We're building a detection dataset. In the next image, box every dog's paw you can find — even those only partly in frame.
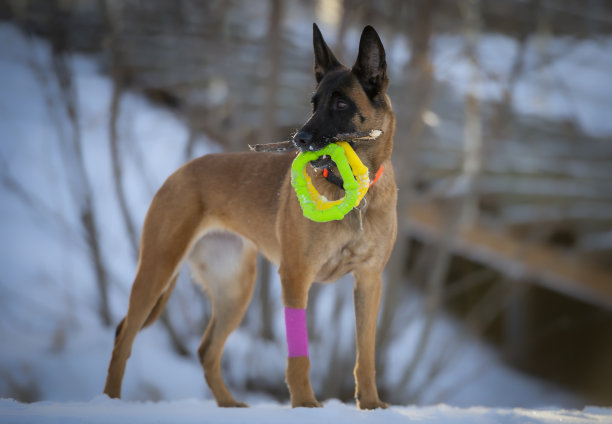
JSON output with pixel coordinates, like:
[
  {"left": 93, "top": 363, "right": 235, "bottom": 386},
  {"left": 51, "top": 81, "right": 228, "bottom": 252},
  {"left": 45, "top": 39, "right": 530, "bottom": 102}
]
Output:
[
  {"left": 292, "top": 399, "right": 323, "bottom": 408},
  {"left": 218, "top": 399, "right": 249, "bottom": 408},
  {"left": 357, "top": 398, "right": 388, "bottom": 410}
]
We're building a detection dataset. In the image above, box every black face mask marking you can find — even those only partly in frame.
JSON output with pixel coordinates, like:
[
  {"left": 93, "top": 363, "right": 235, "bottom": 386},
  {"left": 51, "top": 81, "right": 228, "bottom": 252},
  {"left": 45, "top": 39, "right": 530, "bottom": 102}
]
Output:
[{"left": 295, "top": 72, "right": 359, "bottom": 152}]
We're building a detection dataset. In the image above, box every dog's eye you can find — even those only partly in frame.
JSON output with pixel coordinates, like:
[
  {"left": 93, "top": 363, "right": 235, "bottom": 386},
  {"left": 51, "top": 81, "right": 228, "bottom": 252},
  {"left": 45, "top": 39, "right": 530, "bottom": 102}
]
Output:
[{"left": 334, "top": 99, "right": 348, "bottom": 111}]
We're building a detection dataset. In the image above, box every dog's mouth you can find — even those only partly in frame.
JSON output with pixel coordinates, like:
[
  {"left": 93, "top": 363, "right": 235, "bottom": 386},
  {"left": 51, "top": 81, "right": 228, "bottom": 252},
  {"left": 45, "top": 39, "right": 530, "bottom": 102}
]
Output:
[
  {"left": 309, "top": 154, "right": 334, "bottom": 169},
  {"left": 293, "top": 138, "right": 331, "bottom": 154},
  {"left": 307, "top": 140, "right": 359, "bottom": 169}
]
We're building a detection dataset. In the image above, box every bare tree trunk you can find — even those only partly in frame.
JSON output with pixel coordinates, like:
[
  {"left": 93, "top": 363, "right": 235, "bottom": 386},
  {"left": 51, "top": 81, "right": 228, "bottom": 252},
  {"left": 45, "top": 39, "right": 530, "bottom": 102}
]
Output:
[
  {"left": 490, "top": 1, "right": 536, "bottom": 139},
  {"left": 376, "top": 0, "right": 438, "bottom": 381},
  {"left": 50, "top": 49, "right": 112, "bottom": 327},
  {"left": 256, "top": 0, "right": 284, "bottom": 341},
  {"left": 409, "top": 0, "right": 439, "bottom": 70},
  {"left": 396, "top": 0, "right": 484, "bottom": 394},
  {"left": 109, "top": 79, "right": 141, "bottom": 256},
  {"left": 101, "top": 0, "right": 191, "bottom": 356},
  {"left": 184, "top": 128, "right": 198, "bottom": 161},
  {"left": 102, "top": 1, "right": 138, "bottom": 255},
  {"left": 398, "top": 203, "right": 462, "bottom": 394},
  {"left": 459, "top": 0, "right": 483, "bottom": 229}
]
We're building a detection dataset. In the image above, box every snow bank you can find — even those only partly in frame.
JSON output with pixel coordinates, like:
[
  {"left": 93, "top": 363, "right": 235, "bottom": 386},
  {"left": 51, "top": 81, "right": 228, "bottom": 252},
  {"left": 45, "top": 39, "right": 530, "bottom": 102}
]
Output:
[{"left": 0, "top": 397, "right": 610, "bottom": 424}]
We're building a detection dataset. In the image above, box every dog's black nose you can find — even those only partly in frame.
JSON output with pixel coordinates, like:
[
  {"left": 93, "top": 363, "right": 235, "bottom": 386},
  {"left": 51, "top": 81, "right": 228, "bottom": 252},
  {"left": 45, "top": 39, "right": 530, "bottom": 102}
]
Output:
[{"left": 293, "top": 130, "right": 312, "bottom": 149}]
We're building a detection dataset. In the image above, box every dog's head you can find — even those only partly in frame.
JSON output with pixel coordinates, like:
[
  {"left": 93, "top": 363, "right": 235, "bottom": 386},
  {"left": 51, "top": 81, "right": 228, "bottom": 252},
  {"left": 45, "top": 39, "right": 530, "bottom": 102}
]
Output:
[{"left": 294, "top": 24, "right": 394, "bottom": 169}]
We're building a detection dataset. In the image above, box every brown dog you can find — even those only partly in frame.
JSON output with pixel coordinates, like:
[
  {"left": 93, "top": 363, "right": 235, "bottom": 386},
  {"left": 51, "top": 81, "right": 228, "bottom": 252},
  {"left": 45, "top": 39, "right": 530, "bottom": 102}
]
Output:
[{"left": 104, "top": 23, "right": 396, "bottom": 410}]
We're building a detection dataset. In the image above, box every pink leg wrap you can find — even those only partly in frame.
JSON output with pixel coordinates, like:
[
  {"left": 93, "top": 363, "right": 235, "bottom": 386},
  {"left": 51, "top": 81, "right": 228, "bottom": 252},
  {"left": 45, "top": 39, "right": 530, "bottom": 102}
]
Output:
[{"left": 284, "top": 307, "right": 309, "bottom": 358}]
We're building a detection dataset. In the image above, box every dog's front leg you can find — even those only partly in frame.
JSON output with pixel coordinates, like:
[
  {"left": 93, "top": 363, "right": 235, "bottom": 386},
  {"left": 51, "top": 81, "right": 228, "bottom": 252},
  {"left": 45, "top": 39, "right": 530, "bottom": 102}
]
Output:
[
  {"left": 353, "top": 268, "right": 388, "bottom": 409},
  {"left": 280, "top": 267, "right": 321, "bottom": 408}
]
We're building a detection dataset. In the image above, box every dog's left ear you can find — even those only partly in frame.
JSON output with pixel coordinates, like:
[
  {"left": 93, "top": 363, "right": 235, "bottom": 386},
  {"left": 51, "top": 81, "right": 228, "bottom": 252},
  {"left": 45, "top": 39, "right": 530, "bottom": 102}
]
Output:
[
  {"left": 352, "top": 26, "right": 388, "bottom": 98},
  {"left": 313, "top": 23, "right": 342, "bottom": 83}
]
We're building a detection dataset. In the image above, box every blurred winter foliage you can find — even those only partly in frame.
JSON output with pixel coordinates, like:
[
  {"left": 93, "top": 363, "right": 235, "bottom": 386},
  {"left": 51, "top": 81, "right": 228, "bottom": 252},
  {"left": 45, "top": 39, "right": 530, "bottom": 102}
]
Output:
[{"left": 1, "top": 0, "right": 611, "bottom": 408}]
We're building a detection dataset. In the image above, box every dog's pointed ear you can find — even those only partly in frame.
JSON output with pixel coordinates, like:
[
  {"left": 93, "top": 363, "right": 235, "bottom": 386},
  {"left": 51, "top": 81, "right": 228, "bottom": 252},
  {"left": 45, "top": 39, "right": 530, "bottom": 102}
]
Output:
[
  {"left": 352, "top": 25, "right": 388, "bottom": 98},
  {"left": 313, "top": 23, "right": 342, "bottom": 83}
]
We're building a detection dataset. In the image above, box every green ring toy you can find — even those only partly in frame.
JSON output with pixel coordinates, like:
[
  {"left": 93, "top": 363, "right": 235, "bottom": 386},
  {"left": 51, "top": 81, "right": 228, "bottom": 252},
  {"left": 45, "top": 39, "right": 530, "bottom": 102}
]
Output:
[{"left": 291, "top": 141, "right": 370, "bottom": 222}]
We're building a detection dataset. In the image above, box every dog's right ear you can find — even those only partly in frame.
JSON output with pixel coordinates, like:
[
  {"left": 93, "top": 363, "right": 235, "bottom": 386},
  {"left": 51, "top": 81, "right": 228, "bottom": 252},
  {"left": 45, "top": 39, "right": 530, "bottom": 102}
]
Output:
[
  {"left": 313, "top": 23, "right": 342, "bottom": 83},
  {"left": 352, "top": 25, "right": 388, "bottom": 98}
]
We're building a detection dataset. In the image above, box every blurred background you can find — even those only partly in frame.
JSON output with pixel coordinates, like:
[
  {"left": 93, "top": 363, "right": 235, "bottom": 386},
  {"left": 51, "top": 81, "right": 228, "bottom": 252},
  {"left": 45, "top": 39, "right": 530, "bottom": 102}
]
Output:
[{"left": 1, "top": 0, "right": 611, "bottom": 408}]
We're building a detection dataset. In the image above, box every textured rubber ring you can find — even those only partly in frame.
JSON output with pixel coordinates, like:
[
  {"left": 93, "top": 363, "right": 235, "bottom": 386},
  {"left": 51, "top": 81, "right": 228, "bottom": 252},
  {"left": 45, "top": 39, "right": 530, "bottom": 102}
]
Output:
[{"left": 290, "top": 142, "right": 369, "bottom": 222}]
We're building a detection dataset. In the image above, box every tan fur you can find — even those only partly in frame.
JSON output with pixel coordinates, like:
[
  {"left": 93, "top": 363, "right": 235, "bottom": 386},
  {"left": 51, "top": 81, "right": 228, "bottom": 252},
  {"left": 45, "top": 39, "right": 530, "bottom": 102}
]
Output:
[
  {"left": 104, "top": 29, "right": 397, "bottom": 410},
  {"left": 103, "top": 134, "right": 397, "bottom": 407}
]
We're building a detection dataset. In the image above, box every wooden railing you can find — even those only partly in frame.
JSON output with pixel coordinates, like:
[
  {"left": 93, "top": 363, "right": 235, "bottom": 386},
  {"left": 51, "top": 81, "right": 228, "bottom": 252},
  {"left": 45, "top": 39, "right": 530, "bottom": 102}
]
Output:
[{"left": 406, "top": 203, "right": 612, "bottom": 310}]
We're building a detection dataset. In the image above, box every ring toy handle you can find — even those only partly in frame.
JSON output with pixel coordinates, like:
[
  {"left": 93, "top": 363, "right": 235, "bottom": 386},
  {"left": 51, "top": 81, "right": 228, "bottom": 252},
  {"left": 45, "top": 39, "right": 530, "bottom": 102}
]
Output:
[{"left": 291, "top": 141, "right": 370, "bottom": 222}]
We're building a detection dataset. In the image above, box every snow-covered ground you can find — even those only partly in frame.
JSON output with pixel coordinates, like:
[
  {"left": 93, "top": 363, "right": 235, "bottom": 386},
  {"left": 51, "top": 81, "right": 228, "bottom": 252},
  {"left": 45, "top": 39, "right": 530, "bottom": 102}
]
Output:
[
  {"left": 1, "top": 398, "right": 611, "bottom": 424},
  {"left": 1, "top": 21, "right": 611, "bottom": 423}
]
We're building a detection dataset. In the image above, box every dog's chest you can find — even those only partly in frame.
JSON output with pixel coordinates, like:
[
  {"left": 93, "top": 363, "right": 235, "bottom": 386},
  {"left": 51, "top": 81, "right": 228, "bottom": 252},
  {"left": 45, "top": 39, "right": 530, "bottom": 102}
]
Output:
[{"left": 314, "top": 231, "right": 375, "bottom": 282}]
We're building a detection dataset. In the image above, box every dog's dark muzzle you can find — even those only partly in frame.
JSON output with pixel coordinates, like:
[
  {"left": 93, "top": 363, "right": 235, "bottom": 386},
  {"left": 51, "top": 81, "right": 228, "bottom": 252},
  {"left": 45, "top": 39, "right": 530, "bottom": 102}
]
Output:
[
  {"left": 293, "top": 130, "right": 335, "bottom": 168},
  {"left": 294, "top": 130, "right": 331, "bottom": 153},
  {"left": 293, "top": 130, "right": 313, "bottom": 150},
  {"left": 294, "top": 129, "right": 332, "bottom": 149}
]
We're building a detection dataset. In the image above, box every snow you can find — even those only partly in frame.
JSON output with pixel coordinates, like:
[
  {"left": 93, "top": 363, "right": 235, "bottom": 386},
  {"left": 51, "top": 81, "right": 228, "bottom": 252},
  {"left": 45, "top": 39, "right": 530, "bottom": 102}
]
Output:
[
  {"left": 0, "top": 22, "right": 212, "bottom": 403},
  {"left": 430, "top": 34, "right": 612, "bottom": 137},
  {"left": 0, "top": 21, "right": 611, "bottom": 424},
  {"left": 0, "top": 398, "right": 610, "bottom": 424}
]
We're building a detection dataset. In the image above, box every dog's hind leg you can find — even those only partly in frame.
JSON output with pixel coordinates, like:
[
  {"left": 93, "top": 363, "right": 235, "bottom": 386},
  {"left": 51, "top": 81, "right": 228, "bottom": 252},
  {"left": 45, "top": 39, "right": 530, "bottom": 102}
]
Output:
[
  {"left": 104, "top": 174, "right": 204, "bottom": 399},
  {"left": 104, "top": 263, "right": 181, "bottom": 399},
  {"left": 189, "top": 232, "right": 258, "bottom": 407},
  {"left": 141, "top": 274, "right": 179, "bottom": 329},
  {"left": 105, "top": 271, "right": 177, "bottom": 387}
]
